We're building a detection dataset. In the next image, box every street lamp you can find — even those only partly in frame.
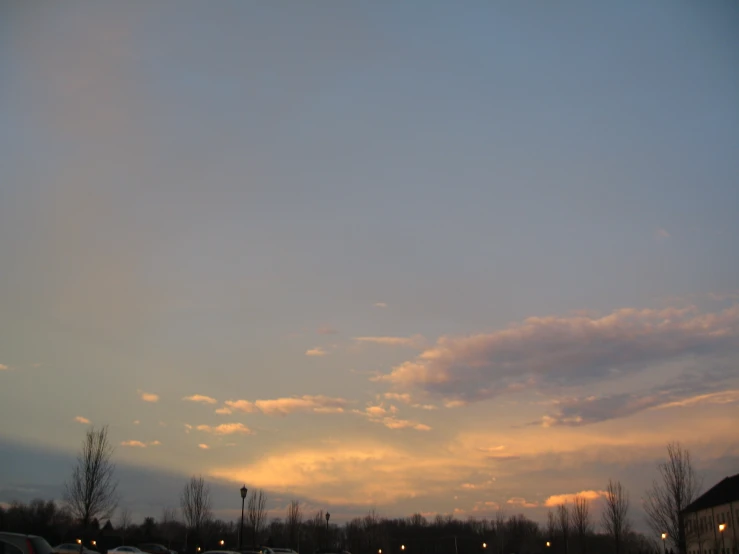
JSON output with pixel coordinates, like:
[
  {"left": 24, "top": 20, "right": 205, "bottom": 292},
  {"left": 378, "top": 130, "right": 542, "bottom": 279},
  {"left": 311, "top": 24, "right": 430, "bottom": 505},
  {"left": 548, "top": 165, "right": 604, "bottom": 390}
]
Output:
[
  {"left": 401, "top": 546, "right": 405, "bottom": 551},
  {"left": 239, "top": 485, "right": 248, "bottom": 550},
  {"left": 482, "top": 543, "right": 487, "bottom": 549},
  {"left": 546, "top": 542, "right": 551, "bottom": 548},
  {"left": 220, "top": 540, "right": 225, "bottom": 547},
  {"left": 326, "top": 512, "right": 330, "bottom": 549},
  {"left": 661, "top": 532, "right": 667, "bottom": 554},
  {"left": 719, "top": 523, "right": 726, "bottom": 553}
]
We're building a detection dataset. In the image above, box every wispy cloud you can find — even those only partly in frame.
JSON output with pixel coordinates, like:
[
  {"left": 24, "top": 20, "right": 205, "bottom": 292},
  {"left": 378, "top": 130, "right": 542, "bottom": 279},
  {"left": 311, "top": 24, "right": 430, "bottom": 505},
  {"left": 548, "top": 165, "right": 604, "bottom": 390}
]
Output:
[
  {"left": 653, "top": 389, "right": 739, "bottom": 409},
  {"left": 215, "top": 407, "right": 233, "bottom": 415},
  {"left": 354, "top": 335, "right": 426, "bottom": 348},
  {"left": 317, "top": 325, "right": 338, "bottom": 335},
  {"left": 0, "top": 364, "right": 9, "bottom": 371},
  {"left": 74, "top": 416, "right": 91, "bottom": 424},
  {"left": 195, "top": 423, "right": 253, "bottom": 435},
  {"left": 374, "top": 302, "right": 388, "bottom": 308},
  {"left": 121, "top": 440, "right": 147, "bottom": 448},
  {"left": 256, "top": 395, "right": 348, "bottom": 416},
  {"left": 383, "top": 392, "right": 438, "bottom": 410},
  {"left": 133, "top": 420, "right": 140, "bottom": 425},
  {"left": 506, "top": 497, "right": 538, "bottom": 508},
  {"left": 655, "top": 227, "right": 670, "bottom": 240},
  {"left": 138, "top": 390, "right": 160, "bottom": 402},
  {"left": 149, "top": 440, "right": 161, "bottom": 446},
  {"left": 544, "top": 490, "right": 608, "bottom": 507},
  {"left": 376, "top": 305, "right": 739, "bottom": 404},
  {"left": 353, "top": 403, "right": 432, "bottom": 431},
  {"left": 225, "top": 396, "right": 347, "bottom": 416},
  {"left": 224, "top": 400, "right": 258, "bottom": 413},
  {"left": 198, "top": 444, "right": 210, "bottom": 450},
  {"left": 183, "top": 394, "right": 218, "bottom": 404},
  {"left": 305, "top": 347, "right": 328, "bottom": 357}
]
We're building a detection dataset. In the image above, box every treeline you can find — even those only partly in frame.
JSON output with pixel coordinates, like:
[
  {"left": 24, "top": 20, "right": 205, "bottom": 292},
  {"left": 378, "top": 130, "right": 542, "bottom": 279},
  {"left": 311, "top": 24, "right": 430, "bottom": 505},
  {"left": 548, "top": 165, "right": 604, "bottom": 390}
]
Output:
[{"left": 0, "top": 498, "right": 661, "bottom": 554}]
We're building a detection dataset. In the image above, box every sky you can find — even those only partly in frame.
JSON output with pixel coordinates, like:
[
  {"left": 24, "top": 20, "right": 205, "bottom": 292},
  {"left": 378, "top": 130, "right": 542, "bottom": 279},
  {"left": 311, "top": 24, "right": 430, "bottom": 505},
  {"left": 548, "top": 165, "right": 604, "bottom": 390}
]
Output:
[{"left": 1, "top": 0, "right": 738, "bottom": 531}]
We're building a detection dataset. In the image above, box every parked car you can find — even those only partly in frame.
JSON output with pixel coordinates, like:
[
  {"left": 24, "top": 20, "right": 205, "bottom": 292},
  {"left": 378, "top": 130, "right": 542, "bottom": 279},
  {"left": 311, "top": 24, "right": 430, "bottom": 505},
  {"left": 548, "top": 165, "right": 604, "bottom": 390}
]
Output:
[
  {"left": 107, "top": 548, "right": 144, "bottom": 554},
  {"left": 55, "top": 544, "right": 98, "bottom": 554},
  {"left": 138, "top": 545, "right": 175, "bottom": 554},
  {"left": 0, "top": 533, "right": 55, "bottom": 554},
  {"left": 270, "top": 550, "right": 297, "bottom": 554}
]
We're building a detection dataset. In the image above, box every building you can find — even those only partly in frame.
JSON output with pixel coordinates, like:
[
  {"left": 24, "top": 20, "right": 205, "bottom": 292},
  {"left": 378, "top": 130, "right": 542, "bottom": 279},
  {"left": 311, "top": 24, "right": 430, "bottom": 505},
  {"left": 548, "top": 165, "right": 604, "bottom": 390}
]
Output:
[{"left": 682, "top": 473, "right": 739, "bottom": 554}]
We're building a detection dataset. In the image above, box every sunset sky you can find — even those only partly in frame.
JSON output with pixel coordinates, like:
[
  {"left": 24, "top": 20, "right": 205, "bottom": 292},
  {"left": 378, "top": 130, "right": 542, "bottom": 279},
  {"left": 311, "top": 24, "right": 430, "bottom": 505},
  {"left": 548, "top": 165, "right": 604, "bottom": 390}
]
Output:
[{"left": 1, "top": 1, "right": 738, "bottom": 530}]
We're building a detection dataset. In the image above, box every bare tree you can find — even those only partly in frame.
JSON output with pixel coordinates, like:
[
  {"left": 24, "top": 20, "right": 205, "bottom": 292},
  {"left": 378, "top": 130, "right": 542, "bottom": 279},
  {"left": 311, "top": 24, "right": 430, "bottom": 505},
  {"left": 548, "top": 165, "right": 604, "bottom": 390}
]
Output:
[
  {"left": 64, "top": 426, "right": 119, "bottom": 531},
  {"left": 180, "top": 475, "right": 212, "bottom": 545},
  {"left": 572, "top": 495, "right": 592, "bottom": 554},
  {"left": 557, "top": 504, "right": 570, "bottom": 554},
  {"left": 247, "top": 488, "right": 267, "bottom": 547},
  {"left": 117, "top": 507, "right": 132, "bottom": 545},
  {"left": 644, "top": 442, "right": 702, "bottom": 554},
  {"left": 601, "top": 479, "right": 630, "bottom": 554},
  {"left": 547, "top": 510, "right": 556, "bottom": 545},
  {"left": 495, "top": 510, "right": 506, "bottom": 554},
  {"left": 160, "top": 507, "right": 180, "bottom": 548},
  {"left": 286, "top": 500, "right": 302, "bottom": 550}
]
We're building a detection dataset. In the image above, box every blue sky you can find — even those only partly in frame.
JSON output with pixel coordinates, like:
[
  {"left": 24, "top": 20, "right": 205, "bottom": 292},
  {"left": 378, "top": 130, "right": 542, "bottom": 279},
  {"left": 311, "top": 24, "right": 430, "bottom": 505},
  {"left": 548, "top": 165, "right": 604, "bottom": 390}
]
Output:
[{"left": 1, "top": 0, "right": 738, "bottom": 529}]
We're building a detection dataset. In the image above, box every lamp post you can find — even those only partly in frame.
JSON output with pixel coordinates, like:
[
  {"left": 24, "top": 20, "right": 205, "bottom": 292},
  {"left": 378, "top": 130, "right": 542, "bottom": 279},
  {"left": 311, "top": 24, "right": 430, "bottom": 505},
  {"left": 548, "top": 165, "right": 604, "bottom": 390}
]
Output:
[
  {"left": 719, "top": 523, "right": 726, "bottom": 553},
  {"left": 661, "top": 532, "right": 667, "bottom": 554},
  {"left": 325, "top": 512, "right": 330, "bottom": 549},
  {"left": 239, "top": 485, "right": 248, "bottom": 551},
  {"left": 546, "top": 542, "right": 551, "bottom": 548}
]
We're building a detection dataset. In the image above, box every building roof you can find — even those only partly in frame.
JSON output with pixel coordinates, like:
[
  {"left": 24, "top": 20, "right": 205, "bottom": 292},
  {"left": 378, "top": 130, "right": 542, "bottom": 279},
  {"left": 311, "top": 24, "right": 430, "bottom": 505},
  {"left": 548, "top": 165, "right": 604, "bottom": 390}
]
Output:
[{"left": 682, "top": 474, "right": 739, "bottom": 514}]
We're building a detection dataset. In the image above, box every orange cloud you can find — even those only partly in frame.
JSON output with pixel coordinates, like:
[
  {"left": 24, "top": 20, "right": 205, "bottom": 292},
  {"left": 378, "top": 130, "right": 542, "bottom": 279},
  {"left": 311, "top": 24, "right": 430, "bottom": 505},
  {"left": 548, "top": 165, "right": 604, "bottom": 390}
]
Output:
[
  {"left": 654, "top": 389, "right": 739, "bottom": 409},
  {"left": 544, "top": 490, "right": 608, "bottom": 507},
  {"left": 198, "top": 443, "right": 210, "bottom": 449},
  {"left": 74, "top": 416, "right": 91, "bottom": 424},
  {"left": 138, "top": 390, "right": 159, "bottom": 402},
  {"left": 353, "top": 403, "right": 431, "bottom": 431},
  {"left": 121, "top": 440, "right": 147, "bottom": 448},
  {"left": 354, "top": 335, "right": 426, "bottom": 348},
  {"left": 215, "top": 407, "right": 233, "bottom": 415},
  {"left": 183, "top": 394, "right": 218, "bottom": 404},
  {"left": 149, "top": 440, "right": 161, "bottom": 446},
  {"left": 210, "top": 441, "right": 479, "bottom": 505},
  {"left": 254, "top": 395, "right": 348, "bottom": 416},
  {"left": 507, "top": 497, "right": 538, "bottom": 508},
  {"left": 196, "top": 423, "right": 253, "bottom": 436},
  {"left": 224, "top": 399, "right": 258, "bottom": 413},
  {"left": 0, "top": 364, "right": 9, "bottom": 371},
  {"left": 305, "top": 347, "right": 328, "bottom": 357}
]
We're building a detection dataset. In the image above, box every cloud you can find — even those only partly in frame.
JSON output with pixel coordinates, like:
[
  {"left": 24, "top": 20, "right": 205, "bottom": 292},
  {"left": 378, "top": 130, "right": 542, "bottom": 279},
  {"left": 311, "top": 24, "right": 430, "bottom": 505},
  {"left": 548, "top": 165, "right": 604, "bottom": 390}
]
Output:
[
  {"left": 210, "top": 441, "right": 482, "bottom": 505},
  {"left": 544, "top": 490, "right": 608, "bottom": 507},
  {"left": 374, "top": 302, "right": 388, "bottom": 308},
  {"left": 354, "top": 335, "right": 426, "bottom": 348},
  {"left": 138, "top": 390, "right": 159, "bottom": 402},
  {"left": 305, "top": 347, "right": 328, "bottom": 357},
  {"left": 506, "top": 497, "right": 538, "bottom": 508},
  {"left": 654, "top": 389, "right": 739, "bottom": 409},
  {"left": 198, "top": 444, "right": 210, "bottom": 450},
  {"left": 256, "top": 395, "right": 348, "bottom": 416},
  {"left": 196, "top": 423, "right": 253, "bottom": 436},
  {"left": 317, "top": 325, "right": 338, "bottom": 335},
  {"left": 376, "top": 305, "right": 739, "bottom": 404},
  {"left": 215, "top": 407, "right": 233, "bottom": 415},
  {"left": 133, "top": 420, "right": 140, "bottom": 425},
  {"left": 121, "top": 440, "right": 147, "bottom": 448},
  {"left": 0, "top": 364, "right": 9, "bottom": 371},
  {"left": 149, "top": 440, "right": 161, "bottom": 446},
  {"left": 224, "top": 400, "right": 258, "bottom": 413},
  {"left": 183, "top": 394, "right": 218, "bottom": 404},
  {"left": 383, "top": 392, "right": 438, "bottom": 410},
  {"left": 655, "top": 228, "right": 670, "bottom": 240},
  {"left": 74, "top": 416, "right": 91, "bottom": 424},
  {"left": 353, "top": 403, "right": 432, "bottom": 431}
]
